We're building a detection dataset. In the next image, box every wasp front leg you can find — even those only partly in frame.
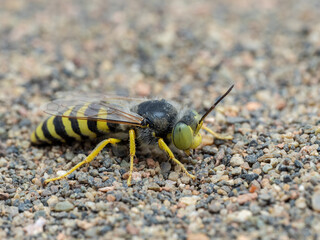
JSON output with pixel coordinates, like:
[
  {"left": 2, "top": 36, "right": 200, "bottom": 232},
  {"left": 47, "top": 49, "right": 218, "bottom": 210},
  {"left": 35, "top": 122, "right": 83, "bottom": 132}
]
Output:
[
  {"left": 202, "top": 125, "right": 233, "bottom": 140},
  {"left": 158, "top": 138, "right": 196, "bottom": 180}
]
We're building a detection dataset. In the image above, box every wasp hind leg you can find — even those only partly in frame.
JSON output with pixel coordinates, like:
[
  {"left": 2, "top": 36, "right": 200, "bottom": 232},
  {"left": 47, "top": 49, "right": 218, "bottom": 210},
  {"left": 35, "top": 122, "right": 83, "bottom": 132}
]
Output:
[
  {"left": 44, "top": 138, "right": 121, "bottom": 184},
  {"left": 158, "top": 138, "right": 196, "bottom": 180},
  {"left": 127, "top": 129, "right": 136, "bottom": 186},
  {"left": 202, "top": 125, "right": 233, "bottom": 140}
]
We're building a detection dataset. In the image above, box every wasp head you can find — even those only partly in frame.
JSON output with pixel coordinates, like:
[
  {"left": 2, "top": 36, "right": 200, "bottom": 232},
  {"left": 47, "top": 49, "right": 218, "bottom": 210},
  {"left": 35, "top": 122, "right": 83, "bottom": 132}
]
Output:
[
  {"left": 172, "top": 84, "right": 234, "bottom": 152},
  {"left": 172, "top": 110, "right": 203, "bottom": 151}
]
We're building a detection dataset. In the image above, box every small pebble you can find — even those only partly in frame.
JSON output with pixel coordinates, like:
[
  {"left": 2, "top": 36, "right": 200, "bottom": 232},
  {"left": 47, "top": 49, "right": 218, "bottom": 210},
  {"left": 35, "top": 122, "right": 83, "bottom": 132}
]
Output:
[
  {"left": 230, "top": 155, "right": 244, "bottom": 167},
  {"left": 85, "top": 202, "right": 96, "bottom": 211},
  {"left": 231, "top": 167, "right": 242, "bottom": 175},
  {"left": 148, "top": 182, "right": 161, "bottom": 191},
  {"left": 47, "top": 196, "right": 59, "bottom": 207},
  {"left": 294, "top": 160, "right": 303, "bottom": 168},
  {"left": 7, "top": 206, "right": 19, "bottom": 217},
  {"left": 312, "top": 191, "right": 320, "bottom": 212},
  {"left": 146, "top": 158, "right": 156, "bottom": 168},
  {"left": 180, "top": 175, "right": 190, "bottom": 184},
  {"left": 245, "top": 154, "right": 257, "bottom": 165},
  {"left": 161, "top": 162, "right": 171, "bottom": 175},
  {"left": 106, "top": 195, "right": 116, "bottom": 202},
  {"left": 237, "top": 193, "right": 258, "bottom": 205},
  {"left": 0, "top": 127, "right": 5, "bottom": 136},
  {"left": 20, "top": 140, "right": 30, "bottom": 149},
  {"left": 168, "top": 172, "right": 179, "bottom": 181},
  {"left": 0, "top": 192, "right": 9, "bottom": 200},
  {"left": 262, "top": 164, "right": 273, "bottom": 173},
  {"left": 0, "top": 157, "right": 8, "bottom": 167},
  {"left": 53, "top": 201, "right": 74, "bottom": 212},
  {"left": 295, "top": 197, "right": 307, "bottom": 209},
  {"left": 228, "top": 210, "right": 253, "bottom": 223},
  {"left": 179, "top": 196, "right": 200, "bottom": 206},
  {"left": 208, "top": 202, "right": 222, "bottom": 213}
]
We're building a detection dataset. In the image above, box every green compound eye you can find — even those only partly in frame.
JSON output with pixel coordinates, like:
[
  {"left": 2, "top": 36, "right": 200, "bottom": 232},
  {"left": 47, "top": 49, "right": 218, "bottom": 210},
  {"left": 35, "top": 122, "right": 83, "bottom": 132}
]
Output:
[{"left": 172, "top": 123, "right": 193, "bottom": 150}]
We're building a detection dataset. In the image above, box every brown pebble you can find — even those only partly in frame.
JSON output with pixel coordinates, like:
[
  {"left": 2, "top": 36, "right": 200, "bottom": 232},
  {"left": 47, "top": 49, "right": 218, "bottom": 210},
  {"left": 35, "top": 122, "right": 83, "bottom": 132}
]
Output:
[
  {"left": 135, "top": 81, "right": 151, "bottom": 96},
  {"left": 276, "top": 99, "right": 286, "bottom": 110},
  {"left": 57, "top": 232, "right": 67, "bottom": 240},
  {"left": 237, "top": 193, "right": 258, "bottom": 204},
  {"left": 245, "top": 102, "right": 262, "bottom": 111},
  {"left": 241, "top": 162, "right": 250, "bottom": 170},
  {"left": 249, "top": 185, "right": 258, "bottom": 193},
  {"left": 261, "top": 178, "right": 271, "bottom": 188},
  {"left": 126, "top": 224, "right": 140, "bottom": 235},
  {"left": 122, "top": 172, "right": 129, "bottom": 180},
  {"left": 148, "top": 182, "right": 161, "bottom": 191},
  {"left": 192, "top": 190, "right": 200, "bottom": 195},
  {"left": 277, "top": 143, "right": 284, "bottom": 149},
  {"left": 132, "top": 172, "right": 142, "bottom": 181},
  {"left": 161, "top": 186, "right": 172, "bottom": 192},
  {"left": 76, "top": 220, "right": 95, "bottom": 230},
  {"left": 220, "top": 175, "right": 229, "bottom": 181},
  {"left": 98, "top": 186, "right": 115, "bottom": 192},
  {"left": 141, "top": 172, "right": 150, "bottom": 178},
  {"left": 290, "top": 191, "right": 299, "bottom": 200},
  {"left": 106, "top": 195, "right": 116, "bottom": 202},
  {"left": 283, "top": 184, "right": 290, "bottom": 191},
  {"left": 0, "top": 192, "right": 9, "bottom": 200},
  {"left": 217, "top": 189, "right": 228, "bottom": 196},
  {"left": 252, "top": 168, "right": 262, "bottom": 175},
  {"left": 102, "top": 176, "right": 109, "bottom": 181},
  {"left": 237, "top": 235, "right": 251, "bottom": 240},
  {"left": 31, "top": 178, "right": 42, "bottom": 187},
  {"left": 146, "top": 158, "right": 156, "bottom": 168}
]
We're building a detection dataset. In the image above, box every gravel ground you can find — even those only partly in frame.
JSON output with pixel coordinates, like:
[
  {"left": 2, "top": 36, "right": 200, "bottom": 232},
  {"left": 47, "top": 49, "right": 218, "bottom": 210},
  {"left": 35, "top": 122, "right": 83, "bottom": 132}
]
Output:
[{"left": 0, "top": 0, "right": 320, "bottom": 239}]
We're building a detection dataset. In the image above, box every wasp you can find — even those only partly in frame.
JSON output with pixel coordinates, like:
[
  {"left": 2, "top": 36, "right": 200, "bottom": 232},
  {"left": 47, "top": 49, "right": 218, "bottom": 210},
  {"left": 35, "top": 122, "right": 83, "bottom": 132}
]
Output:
[{"left": 31, "top": 85, "right": 234, "bottom": 186}]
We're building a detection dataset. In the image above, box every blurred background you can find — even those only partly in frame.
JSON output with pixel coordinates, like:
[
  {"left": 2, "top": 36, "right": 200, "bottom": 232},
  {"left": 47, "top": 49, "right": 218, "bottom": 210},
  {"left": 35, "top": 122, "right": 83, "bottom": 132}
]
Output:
[
  {"left": 0, "top": 0, "right": 319, "bottom": 119},
  {"left": 0, "top": 1, "right": 320, "bottom": 239}
]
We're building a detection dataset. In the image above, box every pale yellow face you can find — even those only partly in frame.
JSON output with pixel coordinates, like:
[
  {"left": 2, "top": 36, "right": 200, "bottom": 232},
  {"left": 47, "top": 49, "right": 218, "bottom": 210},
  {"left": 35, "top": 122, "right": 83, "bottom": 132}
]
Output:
[
  {"left": 190, "top": 132, "right": 202, "bottom": 149},
  {"left": 172, "top": 112, "right": 203, "bottom": 151},
  {"left": 172, "top": 84, "right": 234, "bottom": 151}
]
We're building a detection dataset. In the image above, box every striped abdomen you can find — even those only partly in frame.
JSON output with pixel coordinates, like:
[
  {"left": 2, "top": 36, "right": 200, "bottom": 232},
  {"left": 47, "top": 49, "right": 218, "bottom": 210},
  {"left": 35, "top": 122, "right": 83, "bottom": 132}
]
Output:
[{"left": 31, "top": 103, "right": 111, "bottom": 144}]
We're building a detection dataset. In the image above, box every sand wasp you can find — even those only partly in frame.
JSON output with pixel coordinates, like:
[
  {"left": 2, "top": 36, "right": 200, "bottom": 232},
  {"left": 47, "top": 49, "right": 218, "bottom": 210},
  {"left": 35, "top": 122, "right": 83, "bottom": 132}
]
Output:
[{"left": 31, "top": 85, "right": 234, "bottom": 186}]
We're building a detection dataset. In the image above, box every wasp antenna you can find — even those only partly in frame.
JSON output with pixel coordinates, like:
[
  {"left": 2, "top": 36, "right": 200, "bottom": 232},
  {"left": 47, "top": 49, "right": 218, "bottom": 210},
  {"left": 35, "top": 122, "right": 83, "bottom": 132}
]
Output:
[{"left": 200, "top": 84, "right": 234, "bottom": 123}]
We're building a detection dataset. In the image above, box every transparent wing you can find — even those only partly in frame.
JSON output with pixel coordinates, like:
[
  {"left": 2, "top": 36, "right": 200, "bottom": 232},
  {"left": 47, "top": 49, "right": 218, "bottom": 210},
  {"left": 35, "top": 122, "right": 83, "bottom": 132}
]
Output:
[{"left": 41, "top": 93, "right": 147, "bottom": 126}]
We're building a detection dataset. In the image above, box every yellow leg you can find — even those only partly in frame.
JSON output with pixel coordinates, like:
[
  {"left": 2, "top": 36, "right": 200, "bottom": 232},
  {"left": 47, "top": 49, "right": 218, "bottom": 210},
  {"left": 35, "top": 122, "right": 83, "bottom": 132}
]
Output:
[
  {"left": 202, "top": 125, "right": 233, "bottom": 140},
  {"left": 158, "top": 138, "right": 196, "bottom": 180},
  {"left": 44, "top": 138, "right": 121, "bottom": 184},
  {"left": 127, "top": 129, "right": 136, "bottom": 186}
]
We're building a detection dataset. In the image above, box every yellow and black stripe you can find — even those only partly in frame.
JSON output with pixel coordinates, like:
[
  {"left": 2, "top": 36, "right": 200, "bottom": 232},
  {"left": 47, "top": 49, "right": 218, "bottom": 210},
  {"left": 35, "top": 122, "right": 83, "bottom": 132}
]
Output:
[{"left": 31, "top": 103, "right": 112, "bottom": 144}]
